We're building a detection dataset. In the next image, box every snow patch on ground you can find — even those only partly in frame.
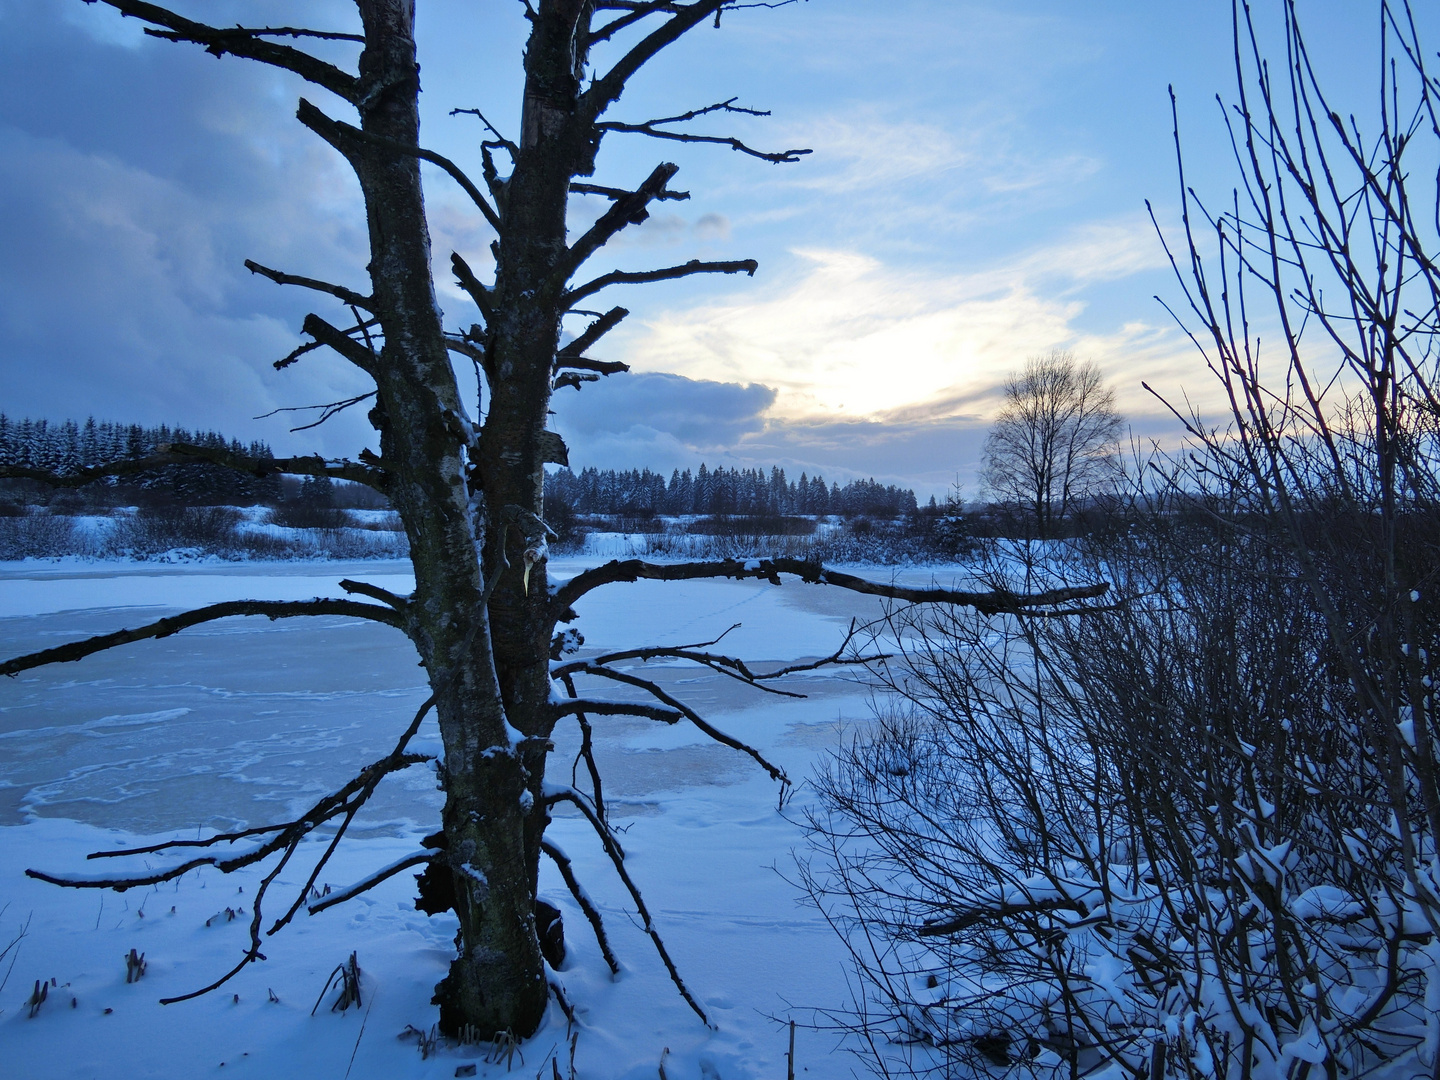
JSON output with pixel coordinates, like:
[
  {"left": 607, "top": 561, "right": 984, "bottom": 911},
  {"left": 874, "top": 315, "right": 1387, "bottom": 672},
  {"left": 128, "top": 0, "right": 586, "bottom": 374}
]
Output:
[{"left": 0, "top": 560, "right": 894, "bottom": 1078}]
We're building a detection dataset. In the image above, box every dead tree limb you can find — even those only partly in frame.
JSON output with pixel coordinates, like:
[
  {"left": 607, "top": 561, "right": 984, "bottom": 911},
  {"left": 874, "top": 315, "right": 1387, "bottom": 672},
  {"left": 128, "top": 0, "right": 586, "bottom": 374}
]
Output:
[
  {"left": 97, "top": 0, "right": 359, "bottom": 102},
  {"left": 598, "top": 99, "right": 811, "bottom": 164},
  {"left": 559, "top": 672, "right": 607, "bottom": 824},
  {"left": 552, "top": 619, "right": 884, "bottom": 699},
  {"left": 556, "top": 307, "right": 629, "bottom": 365},
  {"left": 308, "top": 852, "right": 433, "bottom": 915},
  {"left": 564, "top": 259, "right": 758, "bottom": 308},
  {"left": 545, "top": 788, "right": 708, "bottom": 1025},
  {"left": 295, "top": 98, "right": 502, "bottom": 232},
  {"left": 569, "top": 664, "right": 788, "bottom": 784},
  {"left": 541, "top": 838, "right": 621, "bottom": 976},
  {"left": 244, "top": 259, "right": 373, "bottom": 310},
  {"left": 2, "top": 598, "right": 403, "bottom": 678},
  {"left": 28, "top": 695, "right": 434, "bottom": 1004},
  {"left": 571, "top": 182, "right": 689, "bottom": 202},
  {"left": 554, "top": 163, "right": 682, "bottom": 285},
  {"left": 552, "top": 557, "right": 1112, "bottom": 615}
]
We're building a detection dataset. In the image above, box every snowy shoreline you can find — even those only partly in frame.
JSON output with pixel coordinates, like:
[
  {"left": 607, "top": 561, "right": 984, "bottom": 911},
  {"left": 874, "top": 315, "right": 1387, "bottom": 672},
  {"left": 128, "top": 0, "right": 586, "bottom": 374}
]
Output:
[{"left": 0, "top": 560, "right": 886, "bottom": 1079}]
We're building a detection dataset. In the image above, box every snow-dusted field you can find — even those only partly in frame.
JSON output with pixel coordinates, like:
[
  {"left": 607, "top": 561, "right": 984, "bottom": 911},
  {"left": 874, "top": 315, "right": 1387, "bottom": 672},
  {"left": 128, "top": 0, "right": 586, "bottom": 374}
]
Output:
[{"left": 0, "top": 557, "right": 964, "bottom": 1080}]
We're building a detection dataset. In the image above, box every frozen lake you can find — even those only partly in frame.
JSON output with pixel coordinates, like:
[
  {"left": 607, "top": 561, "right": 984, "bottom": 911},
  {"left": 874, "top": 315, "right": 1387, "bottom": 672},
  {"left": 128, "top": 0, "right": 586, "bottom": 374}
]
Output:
[{"left": 0, "top": 557, "right": 965, "bottom": 1080}]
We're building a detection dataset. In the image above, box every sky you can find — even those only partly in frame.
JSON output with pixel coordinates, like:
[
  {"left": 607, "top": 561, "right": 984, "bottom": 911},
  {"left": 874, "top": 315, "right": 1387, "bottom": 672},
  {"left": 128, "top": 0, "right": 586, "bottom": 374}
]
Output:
[{"left": 0, "top": 0, "right": 1414, "bottom": 498}]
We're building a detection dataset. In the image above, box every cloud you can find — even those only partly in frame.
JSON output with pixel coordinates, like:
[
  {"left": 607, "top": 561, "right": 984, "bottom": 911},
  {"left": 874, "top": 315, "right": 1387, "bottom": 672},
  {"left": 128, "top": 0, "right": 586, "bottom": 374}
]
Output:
[
  {"left": 546, "top": 368, "right": 1188, "bottom": 500},
  {"left": 612, "top": 217, "right": 1182, "bottom": 425},
  {"left": 551, "top": 371, "right": 774, "bottom": 447},
  {"left": 0, "top": 1, "right": 379, "bottom": 457}
]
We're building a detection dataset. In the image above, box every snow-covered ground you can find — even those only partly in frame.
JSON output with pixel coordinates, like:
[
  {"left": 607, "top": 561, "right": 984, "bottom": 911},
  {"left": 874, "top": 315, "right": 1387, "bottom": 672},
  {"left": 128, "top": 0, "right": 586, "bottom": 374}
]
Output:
[{"left": 0, "top": 557, "right": 973, "bottom": 1079}]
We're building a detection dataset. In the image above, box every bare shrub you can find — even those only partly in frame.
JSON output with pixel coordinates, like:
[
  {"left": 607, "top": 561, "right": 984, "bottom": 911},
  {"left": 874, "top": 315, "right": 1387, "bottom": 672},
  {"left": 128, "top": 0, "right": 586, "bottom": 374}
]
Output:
[
  {"left": 268, "top": 503, "right": 351, "bottom": 531},
  {"left": 803, "top": 3, "right": 1440, "bottom": 1074},
  {"left": 0, "top": 512, "right": 81, "bottom": 559}
]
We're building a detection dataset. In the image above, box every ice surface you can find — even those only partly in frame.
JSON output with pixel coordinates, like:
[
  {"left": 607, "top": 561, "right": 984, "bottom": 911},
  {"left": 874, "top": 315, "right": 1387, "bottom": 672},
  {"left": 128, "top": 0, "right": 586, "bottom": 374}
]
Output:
[{"left": 0, "top": 558, "right": 894, "bottom": 1079}]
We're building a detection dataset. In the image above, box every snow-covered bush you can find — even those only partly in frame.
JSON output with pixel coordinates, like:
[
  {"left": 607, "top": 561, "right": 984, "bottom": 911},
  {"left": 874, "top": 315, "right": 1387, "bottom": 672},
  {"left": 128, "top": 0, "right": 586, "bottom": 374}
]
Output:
[
  {"left": 805, "top": 499, "right": 1440, "bottom": 1078},
  {"left": 803, "top": 5, "right": 1440, "bottom": 1074}
]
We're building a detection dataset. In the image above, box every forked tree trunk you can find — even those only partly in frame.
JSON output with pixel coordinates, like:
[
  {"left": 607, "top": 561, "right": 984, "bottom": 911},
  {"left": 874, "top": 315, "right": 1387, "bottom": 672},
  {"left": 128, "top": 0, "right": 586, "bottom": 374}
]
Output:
[{"left": 339, "top": 0, "right": 564, "bottom": 1037}]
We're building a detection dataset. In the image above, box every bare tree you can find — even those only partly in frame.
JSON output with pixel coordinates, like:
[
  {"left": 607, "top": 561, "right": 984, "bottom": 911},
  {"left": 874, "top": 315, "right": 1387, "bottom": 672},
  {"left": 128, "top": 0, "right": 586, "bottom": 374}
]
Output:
[
  {"left": 981, "top": 350, "right": 1123, "bottom": 538},
  {"left": 0, "top": 0, "right": 1110, "bottom": 1040}
]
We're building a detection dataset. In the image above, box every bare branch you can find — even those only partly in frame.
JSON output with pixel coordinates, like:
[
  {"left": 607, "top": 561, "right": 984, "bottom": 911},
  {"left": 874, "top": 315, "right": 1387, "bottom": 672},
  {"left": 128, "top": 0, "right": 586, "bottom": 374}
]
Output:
[
  {"left": 274, "top": 338, "right": 326, "bottom": 371},
  {"left": 552, "top": 557, "right": 1112, "bottom": 616},
  {"left": 559, "top": 672, "right": 607, "bottom": 823},
  {"left": 541, "top": 839, "right": 621, "bottom": 975},
  {"left": 449, "top": 107, "right": 519, "bottom": 157},
  {"left": 29, "top": 691, "right": 434, "bottom": 1007},
  {"left": 94, "top": 1, "right": 358, "bottom": 103},
  {"left": 2, "top": 598, "right": 403, "bottom": 678},
  {"left": 565, "top": 258, "right": 757, "bottom": 307},
  {"left": 244, "top": 260, "right": 373, "bottom": 311},
  {"left": 557, "top": 307, "right": 629, "bottom": 364},
  {"left": 302, "top": 312, "right": 378, "bottom": 374},
  {"left": 555, "top": 356, "right": 629, "bottom": 376},
  {"left": 584, "top": 1, "right": 725, "bottom": 122},
  {"left": 451, "top": 252, "right": 495, "bottom": 323},
  {"left": 570, "top": 665, "right": 788, "bottom": 783},
  {"left": 255, "top": 392, "right": 377, "bottom": 433},
  {"left": 295, "top": 99, "right": 503, "bottom": 233},
  {"left": 554, "top": 163, "right": 681, "bottom": 285},
  {"left": 209, "top": 26, "right": 365, "bottom": 44},
  {"left": 586, "top": 1, "right": 683, "bottom": 48},
  {"left": 598, "top": 99, "right": 810, "bottom": 164},
  {"left": 555, "top": 619, "right": 883, "bottom": 699},
  {"left": 545, "top": 788, "right": 708, "bottom": 1025},
  {"left": 571, "top": 182, "right": 689, "bottom": 202}
]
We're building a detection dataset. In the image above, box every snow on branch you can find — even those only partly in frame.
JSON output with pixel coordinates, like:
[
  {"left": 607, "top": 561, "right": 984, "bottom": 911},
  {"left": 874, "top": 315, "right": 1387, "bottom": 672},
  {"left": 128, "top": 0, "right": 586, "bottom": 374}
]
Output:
[
  {"left": 308, "top": 852, "right": 433, "bottom": 915},
  {"left": 541, "top": 838, "right": 621, "bottom": 975},
  {"left": 27, "top": 696, "right": 435, "bottom": 1003}
]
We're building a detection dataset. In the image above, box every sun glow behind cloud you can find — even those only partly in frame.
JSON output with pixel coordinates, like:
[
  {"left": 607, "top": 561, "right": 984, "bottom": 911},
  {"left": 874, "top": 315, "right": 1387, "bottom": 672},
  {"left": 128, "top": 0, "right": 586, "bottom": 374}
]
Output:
[{"left": 620, "top": 215, "right": 1186, "bottom": 426}]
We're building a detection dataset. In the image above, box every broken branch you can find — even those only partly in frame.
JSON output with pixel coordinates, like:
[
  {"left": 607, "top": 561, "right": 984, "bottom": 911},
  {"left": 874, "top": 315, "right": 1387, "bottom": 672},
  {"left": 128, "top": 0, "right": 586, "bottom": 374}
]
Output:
[
  {"left": 95, "top": 1, "right": 359, "bottom": 102},
  {"left": 244, "top": 260, "right": 373, "bottom": 311}
]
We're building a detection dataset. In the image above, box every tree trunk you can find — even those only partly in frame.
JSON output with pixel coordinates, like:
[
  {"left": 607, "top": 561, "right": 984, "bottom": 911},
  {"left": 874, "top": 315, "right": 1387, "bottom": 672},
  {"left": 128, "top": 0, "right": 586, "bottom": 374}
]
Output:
[{"left": 347, "top": 0, "right": 552, "bottom": 1039}]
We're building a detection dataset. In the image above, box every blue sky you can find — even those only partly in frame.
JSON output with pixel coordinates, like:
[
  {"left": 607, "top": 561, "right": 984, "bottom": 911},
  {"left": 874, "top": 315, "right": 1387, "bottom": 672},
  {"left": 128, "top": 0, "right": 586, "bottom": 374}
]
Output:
[{"left": 0, "top": 1, "right": 1409, "bottom": 497}]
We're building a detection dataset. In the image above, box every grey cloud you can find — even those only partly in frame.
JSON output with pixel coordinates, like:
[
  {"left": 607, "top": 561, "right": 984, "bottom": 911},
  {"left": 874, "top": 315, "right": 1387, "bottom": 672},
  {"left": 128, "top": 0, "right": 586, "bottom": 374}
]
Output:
[
  {"left": 0, "top": 1, "right": 378, "bottom": 456},
  {"left": 550, "top": 371, "right": 775, "bottom": 448},
  {"left": 547, "top": 368, "right": 988, "bottom": 496}
]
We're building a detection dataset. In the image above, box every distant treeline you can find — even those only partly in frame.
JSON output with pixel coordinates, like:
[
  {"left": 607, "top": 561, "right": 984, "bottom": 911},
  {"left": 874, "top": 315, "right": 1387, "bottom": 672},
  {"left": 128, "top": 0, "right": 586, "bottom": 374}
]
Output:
[
  {"left": 0, "top": 416, "right": 923, "bottom": 521},
  {"left": 0, "top": 415, "right": 281, "bottom": 504},
  {"left": 545, "top": 464, "right": 918, "bottom": 518}
]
